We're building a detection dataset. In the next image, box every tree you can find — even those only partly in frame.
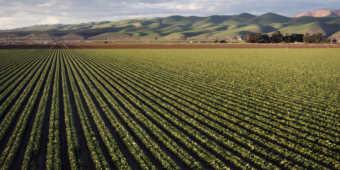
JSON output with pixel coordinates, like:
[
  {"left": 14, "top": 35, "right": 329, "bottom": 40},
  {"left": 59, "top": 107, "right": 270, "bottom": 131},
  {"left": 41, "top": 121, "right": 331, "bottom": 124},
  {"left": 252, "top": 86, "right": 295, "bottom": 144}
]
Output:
[
  {"left": 262, "top": 34, "right": 270, "bottom": 43},
  {"left": 282, "top": 33, "right": 291, "bottom": 43},
  {"left": 332, "top": 39, "right": 337, "bottom": 43},
  {"left": 255, "top": 33, "right": 262, "bottom": 43},
  {"left": 314, "top": 33, "right": 325, "bottom": 43},
  {"left": 290, "top": 34, "right": 304, "bottom": 42},
  {"left": 245, "top": 33, "right": 256, "bottom": 43},
  {"left": 271, "top": 31, "right": 283, "bottom": 43},
  {"left": 304, "top": 33, "right": 310, "bottom": 43},
  {"left": 306, "top": 33, "right": 325, "bottom": 43},
  {"left": 213, "top": 40, "right": 219, "bottom": 43},
  {"left": 220, "top": 40, "right": 227, "bottom": 43},
  {"left": 244, "top": 32, "right": 322, "bottom": 44},
  {"left": 246, "top": 33, "right": 271, "bottom": 43}
]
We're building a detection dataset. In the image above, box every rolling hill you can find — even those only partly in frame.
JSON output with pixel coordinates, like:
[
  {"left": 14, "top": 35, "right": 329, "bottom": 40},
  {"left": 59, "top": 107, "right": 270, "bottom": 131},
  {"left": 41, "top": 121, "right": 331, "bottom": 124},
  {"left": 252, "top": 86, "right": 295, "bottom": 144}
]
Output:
[
  {"left": 1, "top": 11, "right": 340, "bottom": 41},
  {"left": 275, "top": 21, "right": 339, "bottom": 37}
]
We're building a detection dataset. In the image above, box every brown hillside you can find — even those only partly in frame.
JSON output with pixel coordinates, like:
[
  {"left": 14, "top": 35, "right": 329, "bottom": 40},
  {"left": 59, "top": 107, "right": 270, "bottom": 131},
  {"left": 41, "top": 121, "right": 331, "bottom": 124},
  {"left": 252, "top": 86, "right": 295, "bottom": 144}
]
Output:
[{"left": 292, "top": 9, "right": 340, "bottom": 18}]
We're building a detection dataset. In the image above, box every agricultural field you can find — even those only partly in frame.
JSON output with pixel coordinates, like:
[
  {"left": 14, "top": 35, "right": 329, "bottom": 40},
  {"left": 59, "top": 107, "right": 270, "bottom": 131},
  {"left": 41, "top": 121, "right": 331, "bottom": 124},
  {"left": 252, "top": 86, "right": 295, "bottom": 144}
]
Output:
[
  {"left": 1, "top": 43, "right": 340, "bottom": 49},
  {"left": 0, "top": 48, "right": 340, "bottom": 170}
]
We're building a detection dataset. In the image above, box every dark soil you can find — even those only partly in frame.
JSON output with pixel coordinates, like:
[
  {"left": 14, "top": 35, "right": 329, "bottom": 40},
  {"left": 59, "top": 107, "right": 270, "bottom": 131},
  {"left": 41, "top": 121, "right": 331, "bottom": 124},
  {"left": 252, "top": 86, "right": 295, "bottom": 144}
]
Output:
[
  {"left": 59, "top": 53, "right": 71, "bottom": 170},
  {"left": 35, "top": 63, "right": 54, "bottom": 170}
]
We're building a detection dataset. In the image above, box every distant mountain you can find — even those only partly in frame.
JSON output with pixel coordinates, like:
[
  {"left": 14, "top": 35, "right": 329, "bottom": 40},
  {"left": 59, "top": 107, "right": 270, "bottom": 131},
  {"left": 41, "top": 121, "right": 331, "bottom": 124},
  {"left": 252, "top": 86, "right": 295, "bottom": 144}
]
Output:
[
  {"left": 1, "top": 12, "right": 340, "bottom": 40},
  {"left": 292, "top": 9, "right": 340, "bottom": 18}
]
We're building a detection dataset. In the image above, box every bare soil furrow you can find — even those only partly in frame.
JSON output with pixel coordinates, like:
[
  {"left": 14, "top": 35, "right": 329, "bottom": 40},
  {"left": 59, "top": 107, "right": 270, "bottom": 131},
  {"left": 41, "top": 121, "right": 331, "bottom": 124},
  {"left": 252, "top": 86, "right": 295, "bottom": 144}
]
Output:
[{"left": 59, "top": 52, "right": 71, "bottom": 170}]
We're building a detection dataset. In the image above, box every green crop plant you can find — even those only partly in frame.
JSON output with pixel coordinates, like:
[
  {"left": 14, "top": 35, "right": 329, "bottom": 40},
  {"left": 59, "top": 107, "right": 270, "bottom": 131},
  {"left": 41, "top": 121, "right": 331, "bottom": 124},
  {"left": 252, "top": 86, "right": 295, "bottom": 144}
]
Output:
[{"left": 1, "top": 48, "right": 339, "bottom": 170}]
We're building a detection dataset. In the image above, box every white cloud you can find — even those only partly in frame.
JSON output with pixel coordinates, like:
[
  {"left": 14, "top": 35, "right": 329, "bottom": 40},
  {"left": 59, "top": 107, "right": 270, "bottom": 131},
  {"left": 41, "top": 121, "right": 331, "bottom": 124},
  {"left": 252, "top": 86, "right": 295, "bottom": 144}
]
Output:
[
  {"left": 39, "top": 17, "right": 59, "bottom": 25},
  {"left": 0, "top": 18, "right": 13, "bottom": 29},
  {"left": 37, "top": 2, "right": 54, "bottom": 7},
  {"left": 174, "top": 3, "right": 203, "bottom": 10}
]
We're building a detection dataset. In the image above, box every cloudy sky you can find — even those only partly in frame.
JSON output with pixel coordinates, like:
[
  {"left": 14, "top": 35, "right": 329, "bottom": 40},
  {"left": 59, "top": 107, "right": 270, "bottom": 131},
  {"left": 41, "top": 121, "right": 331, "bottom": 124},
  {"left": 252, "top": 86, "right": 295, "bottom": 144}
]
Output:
[{"left": 0, "top": 0, "right": 339, "bottom": 30}]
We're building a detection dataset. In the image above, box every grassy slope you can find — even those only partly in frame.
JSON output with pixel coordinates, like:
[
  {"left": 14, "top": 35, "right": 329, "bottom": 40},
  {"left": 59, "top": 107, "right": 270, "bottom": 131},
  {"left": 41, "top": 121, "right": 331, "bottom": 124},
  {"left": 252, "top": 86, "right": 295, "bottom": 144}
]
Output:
[
  {"left": 199, "top": 25, "right": 267, "bottom": 37},
  {"left": 96, "top": 32, "right": 131, "bottom": 37},
  {"left": 247, "top": 13, "right": 292, "bottom": 25},
  {"left": 276, "top": 21, "right": 338, "bottom": 36},
  {"left": 326, "top": 18, "right": 340, "bottom": 30},
  {"left": 330, "top": 30, "right": 340, "bottom": 37},
  {"left": 165, "top": 33, "right": 186, "bottom": 38}
]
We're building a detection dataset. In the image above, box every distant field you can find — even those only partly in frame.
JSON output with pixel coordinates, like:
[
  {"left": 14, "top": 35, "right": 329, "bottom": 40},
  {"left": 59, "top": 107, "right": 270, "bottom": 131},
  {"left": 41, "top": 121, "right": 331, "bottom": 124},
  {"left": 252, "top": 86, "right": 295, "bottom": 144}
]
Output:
[
  {"left": 1, "top": 43, "right": 340, "bottom": 49},
  {"left": 0, "top": 49, "right": 340, "bottom": 169}
]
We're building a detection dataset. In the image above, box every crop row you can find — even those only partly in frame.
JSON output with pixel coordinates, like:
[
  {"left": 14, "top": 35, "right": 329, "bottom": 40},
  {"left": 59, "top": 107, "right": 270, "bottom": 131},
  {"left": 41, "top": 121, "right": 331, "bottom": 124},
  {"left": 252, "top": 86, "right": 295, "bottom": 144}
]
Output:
[
  {"left": 73, "top": 49, "right": 338, "bottom": 169},
  {"left": 63, "top": 51, "right": 110, "bottom": 169},
  {"left": 67, "top": 50, "right": 186, "bottom": 170},
  {"left": 0, "top": 50, "right": 55, "bottom": 169},
  {"left": 21, "top": 51, "right": 57, "bottom": 169},
  {"left": 46, "top": 51, "right": 61, "bottom": 169},
  {"left": 105, "top": 49, "right": 337, "bottom": 109},
  {"left": 1, "top": 49, "right": 338, "bottom": 169},
  {"left": 86, "top": 51, "right": 340, "bottom": 150},
  {"left": 66, "top": 51, "right": 205, "bottom": 170},
  {"left": 68, "top": 50, "right": 251, "bottom": 170},
  {"left": 0, "top": 50, "right": 42, "bottom": 75},
  {"left": 65, "top": 50, "right": 155, "bottom": 170},
  {"left": 75, "top": 52, "right": 294, "bottom": 169},
  {"left": 0, "top": 50, "right": 53, "bottom": 142},
  {"left": 111, "top": 61, "right": 340, "bottom": 148},
  {"left": 103, "top": 59, "right": 340, "bottom": 163},
  {"left": 0, "top": 51, "right": 45, "bottom": 88},
  {"left": 0, "top": 51, "right": 49, "bottom": 109},
  {"left": 60, "top": 51, "right": 83, "bottom": 170}
]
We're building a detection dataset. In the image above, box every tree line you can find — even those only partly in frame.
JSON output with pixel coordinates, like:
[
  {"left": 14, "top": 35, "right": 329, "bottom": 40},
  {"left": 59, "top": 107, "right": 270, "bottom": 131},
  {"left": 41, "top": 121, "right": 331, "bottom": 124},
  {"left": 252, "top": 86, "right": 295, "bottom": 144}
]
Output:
[{"left": 245, "top": 31, "right": 337, "bottom": 43}]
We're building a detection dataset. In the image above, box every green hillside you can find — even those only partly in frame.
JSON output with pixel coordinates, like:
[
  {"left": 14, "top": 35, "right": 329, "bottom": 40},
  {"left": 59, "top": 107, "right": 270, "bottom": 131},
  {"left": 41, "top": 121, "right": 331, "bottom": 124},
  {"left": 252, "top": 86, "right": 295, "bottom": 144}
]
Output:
[
  {"left": 1, "top": 12, "right": 339, "bottom": 39},
  {"left": 330, "top": 30, "right": 340, "bottom": 37},
  {"left": 248, "top": 12, "right": 291, "bottom": 25},
  {"left": 199, "top": 25, "right": 274, "bottom": 37},
  {"left": 276, "top": 21, "right": 338, "bottom": 37}
]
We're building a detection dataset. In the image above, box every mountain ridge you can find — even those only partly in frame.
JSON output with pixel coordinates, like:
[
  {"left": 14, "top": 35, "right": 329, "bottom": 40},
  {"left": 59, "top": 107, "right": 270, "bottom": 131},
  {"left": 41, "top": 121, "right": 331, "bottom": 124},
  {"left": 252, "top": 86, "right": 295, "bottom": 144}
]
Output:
[
  {"left": 292, "top": 9, "right": 340, "bottom": 18},
  {"left": 1, "top": 12, "right": 340, "bottom": 41}
]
